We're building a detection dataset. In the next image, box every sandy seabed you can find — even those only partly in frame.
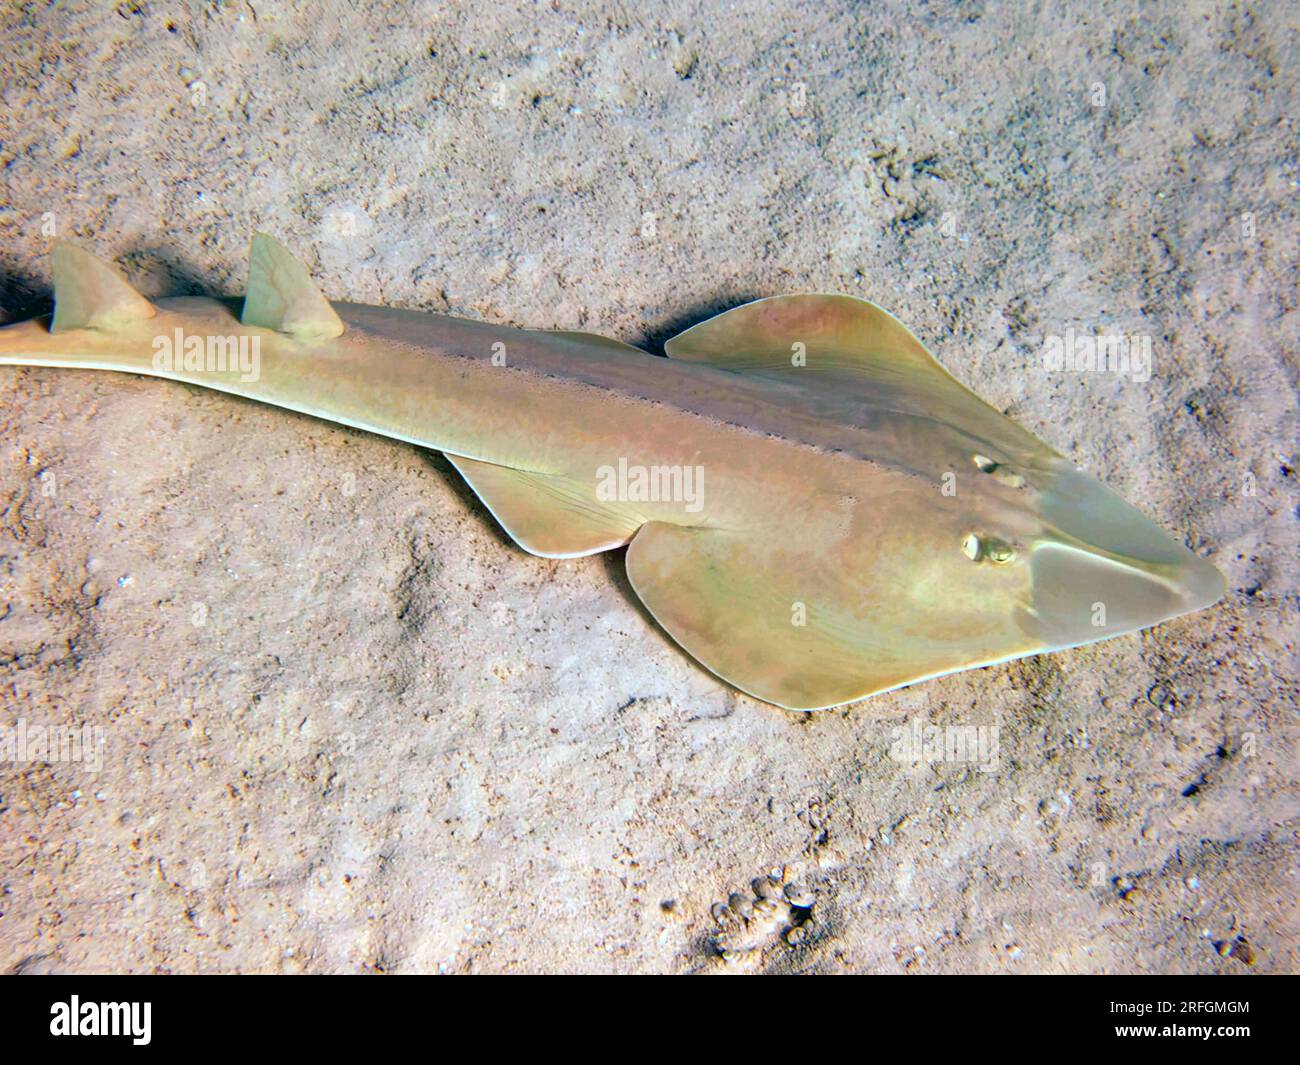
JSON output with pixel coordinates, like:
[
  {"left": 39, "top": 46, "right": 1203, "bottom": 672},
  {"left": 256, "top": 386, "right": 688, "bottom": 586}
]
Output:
[{"left": 0, "top": 1, "right": 1295, "bottom": 973}]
